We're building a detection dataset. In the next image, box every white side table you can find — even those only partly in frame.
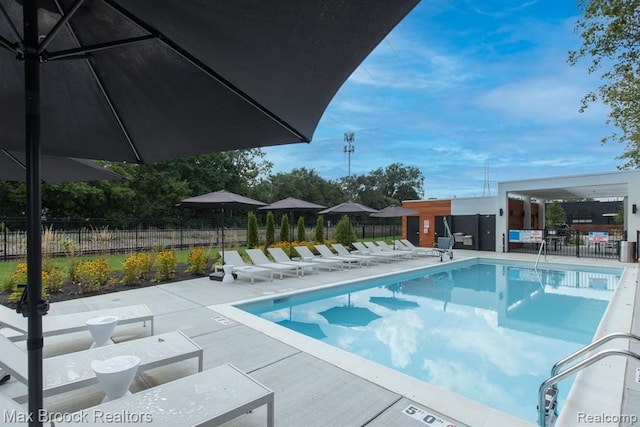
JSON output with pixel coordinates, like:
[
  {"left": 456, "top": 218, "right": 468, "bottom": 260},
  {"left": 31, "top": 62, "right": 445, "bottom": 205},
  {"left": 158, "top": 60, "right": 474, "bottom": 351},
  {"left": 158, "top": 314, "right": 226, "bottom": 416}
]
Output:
[
  {"left": 91, "top": 355, "right": 141, "bottom": 402},
  {"left": 222, "top": 264, "right": 235, "bottom": 283},
  {"left": 86, "top": 315, "right": 119, "bottom": 348}
]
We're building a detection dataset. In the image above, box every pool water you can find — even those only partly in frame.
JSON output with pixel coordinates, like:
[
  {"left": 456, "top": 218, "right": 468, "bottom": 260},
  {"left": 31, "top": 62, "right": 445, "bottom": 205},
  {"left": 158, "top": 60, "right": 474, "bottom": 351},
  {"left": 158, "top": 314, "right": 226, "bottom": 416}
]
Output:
[{"left": 242, "top": 259, "right": 621, "bottom": 423}]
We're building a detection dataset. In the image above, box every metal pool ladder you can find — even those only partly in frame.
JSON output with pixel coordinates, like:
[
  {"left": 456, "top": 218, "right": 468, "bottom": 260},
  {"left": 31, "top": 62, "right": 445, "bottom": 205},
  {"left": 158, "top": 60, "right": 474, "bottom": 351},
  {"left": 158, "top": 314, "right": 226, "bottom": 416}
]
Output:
[{"left": 537, "top": 332, "right": 640, "bottom": 426}]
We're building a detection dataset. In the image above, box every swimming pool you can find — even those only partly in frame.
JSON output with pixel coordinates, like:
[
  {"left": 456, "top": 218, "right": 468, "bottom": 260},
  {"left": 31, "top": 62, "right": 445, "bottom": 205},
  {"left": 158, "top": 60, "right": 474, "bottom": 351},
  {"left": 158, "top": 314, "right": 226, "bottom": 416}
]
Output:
[{"left": 239, "top": 258, "right": 622, "bottom": 423}]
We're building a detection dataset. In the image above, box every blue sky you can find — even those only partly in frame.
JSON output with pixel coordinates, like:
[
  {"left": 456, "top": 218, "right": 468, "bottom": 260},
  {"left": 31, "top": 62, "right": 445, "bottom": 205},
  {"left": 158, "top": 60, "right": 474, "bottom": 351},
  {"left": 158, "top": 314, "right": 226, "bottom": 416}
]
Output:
[{"left": 262, "top": 0, "right": 623, "bottom": 200}]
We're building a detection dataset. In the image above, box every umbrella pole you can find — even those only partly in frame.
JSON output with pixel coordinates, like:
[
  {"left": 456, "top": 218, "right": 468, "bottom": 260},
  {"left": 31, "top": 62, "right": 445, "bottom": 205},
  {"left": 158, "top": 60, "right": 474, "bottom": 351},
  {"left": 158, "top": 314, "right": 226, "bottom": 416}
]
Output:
[
  {"left": 220, "top": 207, "right": 225, "bottom": 264},
  {"left": 24, "top": 3, "right": 46, "bottom": 425}
]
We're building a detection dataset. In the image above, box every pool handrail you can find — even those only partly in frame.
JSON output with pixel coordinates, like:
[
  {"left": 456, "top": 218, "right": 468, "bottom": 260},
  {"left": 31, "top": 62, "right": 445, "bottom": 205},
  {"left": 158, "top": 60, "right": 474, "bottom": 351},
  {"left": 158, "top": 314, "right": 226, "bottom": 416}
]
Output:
[
  {"left": 538, "top": 348, "right": 640, "bottom": 427},
  {"left": 551, "top": 331, "right": 640, "bottom": 376}
]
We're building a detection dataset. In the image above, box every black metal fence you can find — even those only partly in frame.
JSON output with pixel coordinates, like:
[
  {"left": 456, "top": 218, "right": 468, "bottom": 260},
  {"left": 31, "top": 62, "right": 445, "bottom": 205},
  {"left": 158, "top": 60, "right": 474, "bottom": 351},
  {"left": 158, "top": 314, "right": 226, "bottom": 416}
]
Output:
[
  {"left": 0, "top": 218, "right": 401, "bottom": 261},
  {"left": 507, "top": 229, "right": 633, "bottom": 261}
]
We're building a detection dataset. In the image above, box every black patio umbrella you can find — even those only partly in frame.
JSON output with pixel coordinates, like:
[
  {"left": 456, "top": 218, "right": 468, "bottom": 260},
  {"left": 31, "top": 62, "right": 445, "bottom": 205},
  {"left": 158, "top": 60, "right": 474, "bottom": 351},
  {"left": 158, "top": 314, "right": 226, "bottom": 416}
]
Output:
[
  {"left": 0, "top": 1, "right": 419, "bottom": 421},
  {"left": 370, "top": 205, "right": 419, "bottom": 218},
  {"left": 277, "top": 306, "right": 326, "bottom": 339},
  {"left": 370, "top": 205, "right": 418, "bottom": 245},
  {"left": 319, "top": 293, "right": 381, "bottom": 327},
  {"left": 180, "top": 190, "right": 266, "bottom": 264},
  {"left": 369, "top": 281, "right": 419, "bottom": 310},
  {"left": 259, "top": 197, "right": 326, "bottom": 242},
  {"left": 319, "top": 304, "right": 381, "bottom": 327},
  {"left": 0, "top": 150, "right": 124, "bottom": 183},
  {"left": 319, "top": 202, "right": 379, "bottom": 215},
  {"left": 319, "top": 202, "right": 379, "bottom": 239}
]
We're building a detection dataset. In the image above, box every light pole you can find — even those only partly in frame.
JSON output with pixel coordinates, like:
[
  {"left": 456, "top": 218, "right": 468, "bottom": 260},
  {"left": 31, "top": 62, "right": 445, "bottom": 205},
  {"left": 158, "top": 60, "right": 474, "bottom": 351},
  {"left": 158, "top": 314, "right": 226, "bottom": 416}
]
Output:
[{"left": 343, "top": 132, "right": 355, "bottom": 177}]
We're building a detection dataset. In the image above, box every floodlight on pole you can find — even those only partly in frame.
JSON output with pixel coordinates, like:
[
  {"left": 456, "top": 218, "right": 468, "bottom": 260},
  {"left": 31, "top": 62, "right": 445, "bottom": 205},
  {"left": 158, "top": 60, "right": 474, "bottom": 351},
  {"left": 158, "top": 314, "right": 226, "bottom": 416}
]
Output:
[{"left": 344, "top": 132, "right": 355, "bottom": 177}]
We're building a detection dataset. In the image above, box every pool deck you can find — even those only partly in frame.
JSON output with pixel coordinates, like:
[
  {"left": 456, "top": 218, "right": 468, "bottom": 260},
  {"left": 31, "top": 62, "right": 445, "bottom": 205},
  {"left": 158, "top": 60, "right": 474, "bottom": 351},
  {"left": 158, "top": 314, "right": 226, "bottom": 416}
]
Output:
[{"left": 2, "top": 250, "right": 638, "bottom": 426}]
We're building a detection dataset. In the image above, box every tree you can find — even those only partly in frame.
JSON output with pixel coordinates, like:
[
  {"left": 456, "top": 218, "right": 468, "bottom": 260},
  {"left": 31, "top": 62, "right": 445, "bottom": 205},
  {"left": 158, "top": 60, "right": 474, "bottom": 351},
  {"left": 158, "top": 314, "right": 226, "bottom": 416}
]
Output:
[
  {"left": 246, "top": 211, "right": 259, "bottom": 248},
  {"left": 296, "top": 216, "right": 306, "bottom": 242},
  {"left": 264, "top": 211, "right": 275, "bottom": 249},
  {"left": 279, "top": 213, "right": 290, "bottom": 242},
  {"left": 335, "top": 215, "right": 357, "bottom": 246},
  {"left": 569, "top": 0, "right": 640, "bottom": 168},
  {"left": 545, "top": 201, "right": 567, "bottom": 228},
  {"left": 315, "top": 216, "right": 325, "bottom": 243},
  {"left": 341, "top": 163, "right": 424, "bottom": 208}
]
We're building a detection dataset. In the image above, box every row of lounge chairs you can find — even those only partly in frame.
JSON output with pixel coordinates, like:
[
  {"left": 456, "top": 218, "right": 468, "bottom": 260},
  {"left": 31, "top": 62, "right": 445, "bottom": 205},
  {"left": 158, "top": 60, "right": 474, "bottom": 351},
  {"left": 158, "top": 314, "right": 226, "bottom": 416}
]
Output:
[
  {"left": 0, "top": 303, "right": 274, "bottom": 425},
  {"left": 216, "top": 239, "right": 454, "bottom": 284}
]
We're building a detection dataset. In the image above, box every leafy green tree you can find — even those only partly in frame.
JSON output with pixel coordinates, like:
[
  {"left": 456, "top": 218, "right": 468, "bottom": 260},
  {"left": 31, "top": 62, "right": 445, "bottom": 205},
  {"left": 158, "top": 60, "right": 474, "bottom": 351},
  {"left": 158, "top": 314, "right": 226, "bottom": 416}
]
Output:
[
  {"left": 296, "top": 216, "right": 306, "bottom": 242},
  {"left": 341, "top": 163, "right": 424, "bottom": 208},
  {"left": 569, "top": 0, "right": 640, "bottom": 168},
  {"left": 246, "top": 211, "right": 259, "bottom": 248},
  {"left": 264, "top": 211, "right": 275, "bottom": 249},
  {"left": 315, "top": 216, "right": 325, "bottom": 243},
  {"left": 545, "top": 201, "right": 567, "bottom": 228},
  {"left": 335, "top": 215, "right": 357, "bottom": 246},
  {"left": 279, "top": 214, "right": 290, "bottom": 242}
]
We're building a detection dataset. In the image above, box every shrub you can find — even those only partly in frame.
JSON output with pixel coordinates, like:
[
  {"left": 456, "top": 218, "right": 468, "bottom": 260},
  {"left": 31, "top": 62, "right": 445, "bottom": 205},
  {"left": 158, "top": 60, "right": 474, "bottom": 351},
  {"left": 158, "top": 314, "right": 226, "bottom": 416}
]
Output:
[
  {"left": 335, "top": 215, "right": 357, "bottom": 246},
  {"left": 74, "top": 258, "right": 110, "bottom": 294},
  {"left": 122, "top": 252, "right": 153, "bottom": 285},
  {"left": 43, "top": 266, "right": 65, "bottom": 294},
  {"left": 246, "top": 211, "right": 259, "bottom": 248},
  {"left": 279, "top": 213, "right": 290, "bottom": 242},
  {"left": 186, "top": 247, "right": 209, "bottom": 274},
  {"left": 315, "top": 216, "right": 325, "bottom": 243},
  {"left": 7, "top": 263, "right": 58, "bottom": 303},
  {"left": 154, "top": 250, "right": 177, "bottom": 282},
  {"left": 297, "top": 217, "right": 306, "bottom": 242},
  {"left": 264, "top": 211, "right": 275, "bottom": 250}
]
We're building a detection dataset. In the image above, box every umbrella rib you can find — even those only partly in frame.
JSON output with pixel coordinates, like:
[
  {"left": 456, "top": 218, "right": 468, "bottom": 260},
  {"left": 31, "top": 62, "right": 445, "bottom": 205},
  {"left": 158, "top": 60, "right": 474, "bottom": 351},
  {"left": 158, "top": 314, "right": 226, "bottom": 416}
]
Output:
[
  {"left": 37, "top": 7, "right": 145, "bottom": 163},
  {"left": 37, "top": 0, "right": 85, "bottom": 54},
  {"left": 0, "top": 5, "right": 22, "bottom": 54},
  {"left": 103, "top": 0, "right": 309, "bottom": 143},
  {"left": 1, "top": 149, "right": 26, "bottom": 169},
  {"left": 45, "top": 34, "right": 159, "bottom": 61}
]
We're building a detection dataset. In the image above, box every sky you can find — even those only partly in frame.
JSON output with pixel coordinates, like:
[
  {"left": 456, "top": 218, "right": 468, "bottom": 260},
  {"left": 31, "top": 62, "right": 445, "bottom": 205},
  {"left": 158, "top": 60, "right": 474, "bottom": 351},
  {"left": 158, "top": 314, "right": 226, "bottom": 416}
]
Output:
[{"left": 262, "top": 0, "right": 625, "bottom": 200}]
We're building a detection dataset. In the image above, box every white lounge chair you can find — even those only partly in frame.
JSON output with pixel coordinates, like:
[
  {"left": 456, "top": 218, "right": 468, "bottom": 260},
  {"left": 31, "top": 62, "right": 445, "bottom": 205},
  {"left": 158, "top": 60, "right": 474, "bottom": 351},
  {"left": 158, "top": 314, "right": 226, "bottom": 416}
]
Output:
[
  {"left": 352, "top": 242, "right": 397, "bottom": 262},
  {"left": 375, "top": 241, "right": 414, "bottom": 259},
  {"left": 331, "top": 243, "right": 378, "bottom": 265},
  {"left": 245, "top": 249, "right": 301, "bottom": 278},
  {"left": 293, "top": 245, "right": 344, "bottom": 270},
  {"left": 393, "top": 240, "right": 432, "bottom": 257},
  {"left": 401, "top": 238, "right": 453, "bottom": 261},
  {"left": 267, "top": 247, "right": 319, "bottom": 274},
  {"left": 1, "top": 391, "right": 27, "bottom": 423},
  {"left": 215, "top": 250, "right": 274, "bottom": 284},
  {"left": 71, "top": 363, "right": 274, "bottom": 427},
  {"left": 0, "top": 304, "right": 153, "bottom": 342},
  {"left": 314, "top": 244, "right": 362, "bottom": 268},
  {"left": 0, "top": 330, "right": 202, "bottom": 403},
  {"left": 363, "top": 241, "right": 407, "bottom": 260}
]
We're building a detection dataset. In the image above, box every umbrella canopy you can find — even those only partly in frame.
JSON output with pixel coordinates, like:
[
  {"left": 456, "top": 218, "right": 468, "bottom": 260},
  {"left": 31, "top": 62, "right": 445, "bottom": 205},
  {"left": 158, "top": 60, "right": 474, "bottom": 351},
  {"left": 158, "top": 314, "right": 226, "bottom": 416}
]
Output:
[
  {"left": 181, "top": 190, "right": 267, "bottom": 210},
  {"left": 319, "top": 305, "right": 381, "bottom": 327},
  {"left": 319, "top": 202, "right": 379, "bottom": 215},
  {"left": 276, "top": 320, "right": 327, "bottom": 340},
  {"left": 260, "top": 197, "right": 326, "bottom": 212},
  {"left": 260, "top": 197, "right": 326, "bottom": 242},
  {"left": 181, "top": 190, "right": 266, "bottom": 264},
  {"left": 0, "top": 150, "right": 124, "bottom": 183},
  {"left": 370, "top": 205, "right": 418, "bottom": 218},
  {"left": 369, "top": 296, "right": 419, "bottom": 311},
  {"left": 1, "top": 1, "right": 419, "bottom": 161},
  {"left": 0, "top": 1, "right": 419, "bottom": 420}
]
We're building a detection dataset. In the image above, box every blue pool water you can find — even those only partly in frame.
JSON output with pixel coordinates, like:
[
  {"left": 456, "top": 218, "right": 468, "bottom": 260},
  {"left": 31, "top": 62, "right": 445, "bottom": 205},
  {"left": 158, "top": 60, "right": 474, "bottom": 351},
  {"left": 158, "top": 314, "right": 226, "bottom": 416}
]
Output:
[{"left": 241, "top": 259, "right": 622, "bottom": 423}]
